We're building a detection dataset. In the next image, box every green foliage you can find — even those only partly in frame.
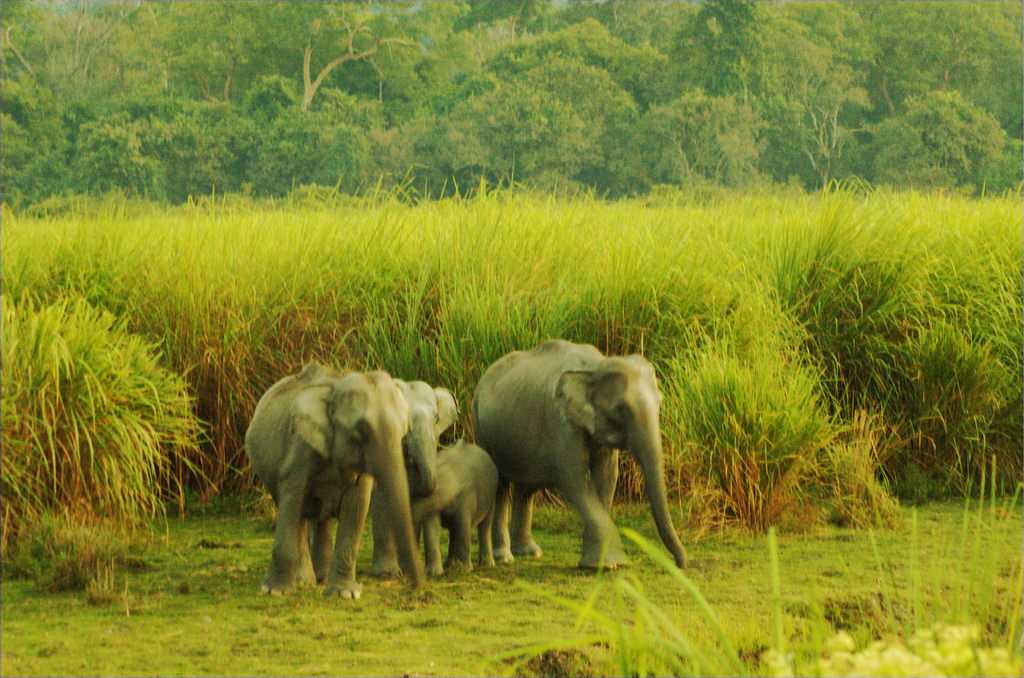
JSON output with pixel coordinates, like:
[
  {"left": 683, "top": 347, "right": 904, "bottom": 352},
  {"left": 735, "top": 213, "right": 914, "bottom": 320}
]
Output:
[
  {"left": 0, "top": 74, "right": 69, "bottom": 206},
  {"left": 3, "top": 512, "right": 143, "bottom": 594},
  {"left": 629, "top": 90, "right": 764, "bottom": 191},
  {"left": 3, "top": 1, "right": 1017, "bottom": 203},
  {"left": 162, "top": 102, "right": 258, "bottom": 201},
  {"left": 242, "top": 74, "right": 299, "bottom": 122},
  {"left": 669, "top": 333, "right": 836, "bottom": 531},
  {"left": 673, "top": 0, "right": 763, "bottom": 98},
  {"left": 872, "top": 90, "right": 1010, "bottom": 193},
  {"left": 72, "top": 112, "right": 167, "bottom": 199},
  {"left": 250, "top": 110, "right": 369, "bottom": 196},
  {"left": 552, "top": 490, "right": 1020, "bottom": 677},
  {"left": 5, "top": 190, "right": 1017, "bottom": 522},
  {"left": 1, "top": 295, "right": 203, "bottom": 549}
]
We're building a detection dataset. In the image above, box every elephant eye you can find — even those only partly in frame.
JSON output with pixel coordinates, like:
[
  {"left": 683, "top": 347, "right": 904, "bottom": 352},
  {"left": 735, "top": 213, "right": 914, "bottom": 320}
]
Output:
[{"left": 614, "top": 403, "right": 630, "bottom": 421}]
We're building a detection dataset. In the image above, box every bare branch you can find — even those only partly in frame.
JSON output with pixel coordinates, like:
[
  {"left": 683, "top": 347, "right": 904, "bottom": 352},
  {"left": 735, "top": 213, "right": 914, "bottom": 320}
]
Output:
[{"left": 3, "top": 25, "right": 36, "bottom": 78}]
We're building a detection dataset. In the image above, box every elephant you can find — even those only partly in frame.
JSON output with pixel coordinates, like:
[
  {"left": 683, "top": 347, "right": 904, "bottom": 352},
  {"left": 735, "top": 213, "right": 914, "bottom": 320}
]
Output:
[
  {"left": 244, "top": 363, "right": 424, "bottom": 598},
  {"left": 370, "top": 379, "right": 458, "bottom": 577},
  {"left": 410, "top": 440, "right": 498, "bottom": 576},
  {"left": 472, "top": 339, "right": 687, "bottom": 570}
]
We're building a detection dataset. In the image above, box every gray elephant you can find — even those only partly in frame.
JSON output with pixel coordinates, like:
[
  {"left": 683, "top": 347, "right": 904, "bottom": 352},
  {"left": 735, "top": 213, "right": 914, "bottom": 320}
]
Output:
[
  {"left": 370, "top": 379, "right": 458, "bottom": 577},
  {"left": 244, "top": 363, "right": 424, "bottom": 597},
  {"left": 473, "top": 340, "right": 687, "bottom": 570},
  {"left": 410, "top": 440, "right": 498, "bottom": 576}
]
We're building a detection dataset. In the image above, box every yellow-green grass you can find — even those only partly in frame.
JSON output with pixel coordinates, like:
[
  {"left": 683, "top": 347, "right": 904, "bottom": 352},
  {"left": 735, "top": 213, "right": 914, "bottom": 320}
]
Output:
[
  {"left": 1, "top": 501, "right": 1018, "bottom": 676},
  {"left": 1, "top": 296, "right": 201, "bottom": 548},
  {"left": 4, "top": 188, "right": 1020, "bottom": 529}
]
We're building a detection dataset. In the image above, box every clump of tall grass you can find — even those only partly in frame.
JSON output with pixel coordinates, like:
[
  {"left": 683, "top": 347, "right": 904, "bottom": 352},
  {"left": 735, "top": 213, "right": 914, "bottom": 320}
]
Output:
[
  {"left": 1, "top": 295, "right": 203, "bottom": 548},
  {"left": 817, "top": 410, "right": 901, "bottom": 529},
  {"left": 3, "top": 511, "right": 146, "bottom": 594},
  {"left": 4, "top": 188, "right": 1017, "bottom": 519},
  {"left": 663, "top": 294, "right": 837, "bottom": 531}
]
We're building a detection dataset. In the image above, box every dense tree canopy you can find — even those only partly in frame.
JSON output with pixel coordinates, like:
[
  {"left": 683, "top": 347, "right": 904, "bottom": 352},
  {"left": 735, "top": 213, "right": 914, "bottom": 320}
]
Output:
[{"left": 1, "top": 0, "right": 1019, "bottom": 205}]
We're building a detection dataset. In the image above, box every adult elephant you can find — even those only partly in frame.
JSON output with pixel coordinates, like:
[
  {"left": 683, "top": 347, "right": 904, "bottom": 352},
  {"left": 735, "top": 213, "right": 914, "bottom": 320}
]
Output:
[
  {"left": 370, "top": 379, "right": 457, "bottom": 577},
  {"left": 245, "top": 363, "right": 424, "bottom": 597},
  {"left": 473, "top": 340, "right": 687, "bottom": 570}
]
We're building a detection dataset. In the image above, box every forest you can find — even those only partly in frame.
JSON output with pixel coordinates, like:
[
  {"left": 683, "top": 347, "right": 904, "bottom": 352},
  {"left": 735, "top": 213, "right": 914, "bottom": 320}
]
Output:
[
  {"left": 2, "top": 2, "right": 1022, "bottom": 676},
  {"left": 3, "top": 0, "right": 1022, "bottom": 206}
]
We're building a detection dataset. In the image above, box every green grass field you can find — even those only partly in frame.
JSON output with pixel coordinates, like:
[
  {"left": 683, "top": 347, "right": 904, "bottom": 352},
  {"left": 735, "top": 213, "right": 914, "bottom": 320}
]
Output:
[
  {"left": 2, "top": 189, "right": 1020, "bottom": 676},
  {"left": 2, "top": 500, "right": 1019, "bottom": 676}
]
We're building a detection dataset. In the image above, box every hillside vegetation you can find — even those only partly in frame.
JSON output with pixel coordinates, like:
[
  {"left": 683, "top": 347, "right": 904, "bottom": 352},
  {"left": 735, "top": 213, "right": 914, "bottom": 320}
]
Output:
[{"left": 3, "top": 189, "right": 1019, "bottom": 542}]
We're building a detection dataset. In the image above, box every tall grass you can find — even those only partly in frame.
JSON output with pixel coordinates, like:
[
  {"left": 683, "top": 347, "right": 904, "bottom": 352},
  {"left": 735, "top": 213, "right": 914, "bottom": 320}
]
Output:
[
  {"left": 533, "top": 477, "right": 1021, "bottom": 676},
  {"left": 4, "top": 188, "right": 1018, "bottom": 526},
  {"left": 1, "top": 295, "right": 202, "bottom": 548}
]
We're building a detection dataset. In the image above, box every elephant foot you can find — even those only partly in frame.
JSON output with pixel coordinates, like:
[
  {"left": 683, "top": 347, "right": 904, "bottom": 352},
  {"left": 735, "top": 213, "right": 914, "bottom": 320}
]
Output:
[
  {"left": 492, "top": 547, "right": 514, "bottom": 564},
  {"left": 478, "top": 554, "right": 496, "bottom": 568},
  {"left": 324, "top": 580, "right": 363, "bottom": 599},
  {"left": 445, "top": 558, "right": 472, "bottom": 574},
  {"left": 426, "top": 562, "right": 445, "bottom": 578},
  {"left": 578, "top": 552, "right": 629, "bottom": 570},
  {"left": 370, "top": 560, "right": 402, "bottom": 579},
  {"left": 260, "top": 574, "right": 295, "bottom": 596},
  {"left": 512, "top": 540, "right": 543, "bottom": 558},
  {"left": 297, "top": 565, "right": 317, "bottom": 588}
]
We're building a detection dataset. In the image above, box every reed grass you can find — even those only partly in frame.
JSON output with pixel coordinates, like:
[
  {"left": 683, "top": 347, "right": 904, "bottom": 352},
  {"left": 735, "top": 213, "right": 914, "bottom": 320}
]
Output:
[
  {"left": 1, "top": 295, "right": 202, "bottom": 548},
  {"left": 4, "top": 188, "right": 1018, "bottom": 528}
]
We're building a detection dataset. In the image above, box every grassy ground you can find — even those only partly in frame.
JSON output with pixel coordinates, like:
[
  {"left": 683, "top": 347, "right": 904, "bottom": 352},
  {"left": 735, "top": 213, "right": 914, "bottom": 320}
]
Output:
[{"left": 3, "top": 500, "right": 1017, "bottom": 676}]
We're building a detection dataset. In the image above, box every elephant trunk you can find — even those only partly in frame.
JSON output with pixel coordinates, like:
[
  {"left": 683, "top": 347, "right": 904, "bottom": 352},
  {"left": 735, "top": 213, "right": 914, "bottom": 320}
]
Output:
[
  {"left": 369, "top": 433, "right": 425, "bottom": 588},
  {"left": 630, "top": 408, "right": 687, "bottom": 569},
  {"left": 407, "top": 419, "right": 438, "bottom": 498}
]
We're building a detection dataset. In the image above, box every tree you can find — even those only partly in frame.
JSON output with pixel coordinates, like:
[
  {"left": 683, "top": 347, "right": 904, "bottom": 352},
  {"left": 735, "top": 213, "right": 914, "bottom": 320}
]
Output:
[
  {"left": 487, "top": 19, "right": 668, "bottom": 110},
  {"left": 249, "top": 110, "right": 369, "bottom": 196},
  {"left": 672, "top": 0, "right": 763, "bottom": 100},
  {"left": 294, "top": 3, "right": 419, "bottom": 112},
  {"left": 857, "top": 1, "right": 1021, "bottom": 138},
  {"left": 871, "top": 90, "right": 1009, "bottom": 193},
  {"left": 162, "top": 2, "right": 261, "bottom": 103},
  {"left": 455, "top": 56, "right": 637, "bottom": 192},
  {"left": 757, "top": 10, "right": 870, "bottom": 187},
  {"left": 629, "top": 91, "right": 764, "bottom": 192},
  {"left": 72, "top": 112, "right": 166, "bottom": 199}
]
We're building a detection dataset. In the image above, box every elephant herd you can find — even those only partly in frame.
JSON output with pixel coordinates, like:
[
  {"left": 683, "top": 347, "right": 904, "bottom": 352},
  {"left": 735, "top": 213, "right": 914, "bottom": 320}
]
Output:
[{"left": 244, "top": 339, "right": 687, "bottom": 598}]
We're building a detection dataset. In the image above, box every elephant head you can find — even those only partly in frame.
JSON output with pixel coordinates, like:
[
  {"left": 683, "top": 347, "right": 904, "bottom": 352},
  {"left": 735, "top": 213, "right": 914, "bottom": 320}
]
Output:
[
  {"left": 395, "top": 380, "right": 458, "bottom": 498},
  {"left": 555, "top": 356, "right": 687, "bottom": 568},
  {"left": 292, "top": 370, "right": 425, "bottom": 585}
]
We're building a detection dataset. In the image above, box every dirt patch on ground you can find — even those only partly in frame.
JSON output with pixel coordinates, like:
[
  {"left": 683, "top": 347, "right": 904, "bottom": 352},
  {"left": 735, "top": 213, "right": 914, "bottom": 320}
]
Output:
[{"left": 520, "top": 649, "right": 596, "bottom": 678}]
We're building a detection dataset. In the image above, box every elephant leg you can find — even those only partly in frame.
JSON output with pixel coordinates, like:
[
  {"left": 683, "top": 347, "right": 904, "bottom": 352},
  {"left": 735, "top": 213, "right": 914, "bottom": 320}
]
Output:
[
  {"left": 262, "top": 485, "right": 304, "bottom": 594},
  {"left": 324, "top": 474, "right": 373, "bottom": 599},
  {"left": 510, "top": 486, "right": 543, "bottom": 558},
  {"left": 592, "top": 448, "right": 619, "bottom": 512},
  {"left": 369, "top": 489, "right": 400, "bottom": 578},
  {"left": 560, "top": 469, "right": 628, "bottom": 570},
  {"left": 422, "top": 514, "right": 444, "bottom": 577},
  {"left": 296, "top": 519, "right": 317, "bottom": 587},
  {"left": 446, "top": 507, "right": 473, "bottom": 572},
  {"left": 478, "top": 507, "right": 496, "bottom": 568},
  {"left": 491, "top": 477, "right": 514, "bottom": 563},
  {"left": 310, "top": 518, "right": 334, "bottom": 584}
]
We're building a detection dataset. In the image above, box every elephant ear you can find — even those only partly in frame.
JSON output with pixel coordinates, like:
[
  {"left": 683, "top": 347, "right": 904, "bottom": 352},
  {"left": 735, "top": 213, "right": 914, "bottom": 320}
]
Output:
[
  {"left": 335, "top": 388, "right": 372, "bottom": 446},
  {"left": 555, "top": 370, "right": 596, "bottom": 436},
  {"left": 291, "top": 385, "right": 333, "bottom": 459},
  {"left": 433, "top": 387, "right": 458, "bottom": 437}
]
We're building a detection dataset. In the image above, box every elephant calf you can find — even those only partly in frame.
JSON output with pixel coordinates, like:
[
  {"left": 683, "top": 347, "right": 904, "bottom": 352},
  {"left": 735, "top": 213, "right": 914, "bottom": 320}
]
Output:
[{"left": 410, "top": 440, "right": 498, "bottom": 575}]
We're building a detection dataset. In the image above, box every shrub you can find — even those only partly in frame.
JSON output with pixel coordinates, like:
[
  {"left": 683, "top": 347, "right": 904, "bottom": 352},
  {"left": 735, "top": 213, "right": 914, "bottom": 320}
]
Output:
[
  {"left": 3, "top": 512, "right": 144, "bottom": 593},
  {"left": 1, "top": 296, "right": 203, "bottom": 549},
  {"left": 72, "top": 112, "right": 168, "bottom": 200}
]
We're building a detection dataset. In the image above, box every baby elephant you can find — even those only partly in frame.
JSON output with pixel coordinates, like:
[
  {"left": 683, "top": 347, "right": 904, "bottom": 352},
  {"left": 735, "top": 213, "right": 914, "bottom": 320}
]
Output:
[{"left": 411, "top": 441, "right": 498, "bottom": 575}]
